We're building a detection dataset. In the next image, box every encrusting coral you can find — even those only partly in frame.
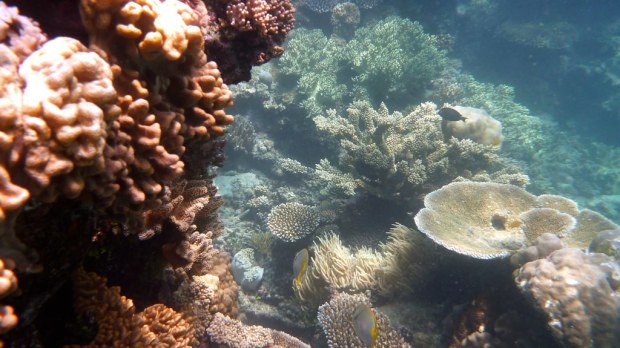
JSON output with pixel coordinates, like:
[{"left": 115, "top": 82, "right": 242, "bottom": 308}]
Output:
[
  {"left": 514, "top": 247, "right": 620, "bottom": 347},
  {"left": 414, "top": 181, "right": 618, "bottom": 259},
  {"left": 317, "top": 291, "right": 409, "bottom": 348},
  {"left": 206, "top": 312, "right": 310, "bottom": 348}
]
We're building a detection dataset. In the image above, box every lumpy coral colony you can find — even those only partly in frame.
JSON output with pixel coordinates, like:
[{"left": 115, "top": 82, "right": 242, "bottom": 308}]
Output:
[{"left": 0, "top": 0, "right": 296, "bottom": 346}]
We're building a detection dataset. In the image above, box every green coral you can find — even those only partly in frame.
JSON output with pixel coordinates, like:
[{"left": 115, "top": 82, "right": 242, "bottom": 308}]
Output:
[
  {"left": 348, "top": 16, "right": 448, "bottom": 100},
  {"left": 276, "top": 17, "right": 450, "bottom": 115}
]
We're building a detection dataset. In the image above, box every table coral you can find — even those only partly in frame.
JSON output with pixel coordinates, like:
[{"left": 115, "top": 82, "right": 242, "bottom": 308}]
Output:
[
  {"left": 514, "top": 248, "right": 620, "bottom": 347},
  {"left": 414, "top": 181, "right": 619, "bottom": 259}
]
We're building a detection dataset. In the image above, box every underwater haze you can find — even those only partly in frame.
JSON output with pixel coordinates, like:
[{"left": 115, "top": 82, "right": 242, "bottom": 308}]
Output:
[{"left": 1, "top": 0, "right": 620, "bottom": 347}]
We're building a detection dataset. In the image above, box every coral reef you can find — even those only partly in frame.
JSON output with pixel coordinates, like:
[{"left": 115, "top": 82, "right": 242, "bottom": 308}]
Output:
[
  {"left": 496, "top": 21, "right": 577, "bottom": 50},
  {"left": 514, "top": 248, "right": 620, "bottom": 347},
  {"left": 317, "top": 291, "right": 409, "bottom": 348},
  {"left": 414, "top": 182, "right": 618, "bottom": 259},
  {"left": 300, "top": 0, "right": 382, "bottom": 13},
  {"left": 266, "top": 202, "right": 319, "bottom": 242},
  {"left": 0, "top": 0, "right": 303, "bottom": 344}
]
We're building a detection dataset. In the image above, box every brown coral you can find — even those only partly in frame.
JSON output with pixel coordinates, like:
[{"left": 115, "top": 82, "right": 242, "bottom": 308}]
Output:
[
  {"left": 171, "top": 251, "right": 239, "bottom": 341},
  {"left": 17, "top": 37, "right": 120, "bottom": 200},
  {"left": 0, "top": 258, "right": 17, "bottom": 336},
  {"left": 514, "top": 248, "right": 620, "bottom": 347},
  {"left": 203, "top": 0, "right": 295, "bottom": 82},
  {"left": 69, "top": 268, "right": 195, "bottom": 347}
]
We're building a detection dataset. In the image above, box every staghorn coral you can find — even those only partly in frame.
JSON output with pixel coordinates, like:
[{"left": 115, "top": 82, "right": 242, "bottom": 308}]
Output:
[
  {"left": 496, "top": 21, "right": 577, "bottom": 50},
  {"left": 206, "top": 312, "right": 310, "bottom": 348},
  {"left": 313, "top": 101, "right": 514, "bottom": 203},
  {"left": 346, "top": 16, "right": 447, "bottom": 102},
  {"left": 514, "top": 248, "right": 620, "bottom": 347},
  {"left": 276, "top": 17, "right": 450, "bottom": 115},
  {"left": 68, "top": 268, "right": 195, "bottom": 347},
  {"left": 138, "top": 178, "right": 223, "bottom": 241},
  {"left": 266, "top": 202, "right": 319, "bottom": 242},
  {"left": 414, "top": 182, "right": 619, "bottom": 259},
  {"left": 317, "top": 292, "right": 409, "bottom": 348},
  {"left": 300, "top": 0, "right": 382, "bottom": 12}
]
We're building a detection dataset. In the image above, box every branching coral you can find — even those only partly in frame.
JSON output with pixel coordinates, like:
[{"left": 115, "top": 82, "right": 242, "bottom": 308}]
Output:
[
  {"left": 313, "top": 101, "right": 516, "bottom": 204},
  {"left": 317, "top": 292, "right": 409, "bottom": 348},
  {"left": 414, "top": 182, "right": 618, "bottom": 259},
  {"left": 171, "top": 251, "right": 239, "bottom": 341},
  {"left": 276, "top": 17, "right": 449, "bottom": 115}
]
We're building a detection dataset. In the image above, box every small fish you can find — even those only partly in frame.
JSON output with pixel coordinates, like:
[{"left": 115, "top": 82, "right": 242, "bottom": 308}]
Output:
[
  {"left": 292, "top": 248, "right": 309, "bottom": 288},
  {"left": 352, "top": 303, "right": 378, "bottom": 348},
  {"left": 439, "top": 106, "right": 467, "bottom": 122}
]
